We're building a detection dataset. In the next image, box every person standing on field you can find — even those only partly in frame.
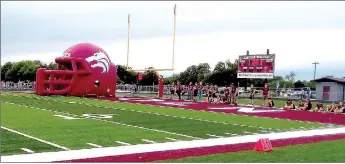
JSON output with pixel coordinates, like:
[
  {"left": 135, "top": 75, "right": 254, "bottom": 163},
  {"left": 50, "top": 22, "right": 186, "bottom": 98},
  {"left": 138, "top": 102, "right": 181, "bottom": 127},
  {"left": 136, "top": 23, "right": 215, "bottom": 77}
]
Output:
[
  {"left": 230, "top": 83, "right": 238, "bottom": 105},
  {"left": 249, "top": 84, "right": 256, "bottom": 105},
  {"left": 198, "top": 82, "right": 204, "bottom": 102},
  {"left": 176, "top": 81, "right": 182, "bottom": 100},
  {"left": 262, "top": 83, "right": 270, "bottom": 106}
]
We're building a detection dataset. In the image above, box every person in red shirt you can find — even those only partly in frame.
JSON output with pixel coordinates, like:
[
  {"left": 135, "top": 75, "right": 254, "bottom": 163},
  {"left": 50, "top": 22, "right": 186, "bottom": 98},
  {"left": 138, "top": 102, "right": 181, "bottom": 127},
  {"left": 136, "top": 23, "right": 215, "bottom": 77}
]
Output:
[
  {"left": 192, "top": 82, "right": 198, "bottom": 102},
  {"left": 175, "top": 81, "right": 182, "bottom": 100},
  {"left": 262, "top": 83, "right": 270, "bottom": 106},
  {"left": 224, "top": 85, "right": 230, "bottom": 104},
  {"left": 230, "top": 83, "right": 238, "bottom": 105}
]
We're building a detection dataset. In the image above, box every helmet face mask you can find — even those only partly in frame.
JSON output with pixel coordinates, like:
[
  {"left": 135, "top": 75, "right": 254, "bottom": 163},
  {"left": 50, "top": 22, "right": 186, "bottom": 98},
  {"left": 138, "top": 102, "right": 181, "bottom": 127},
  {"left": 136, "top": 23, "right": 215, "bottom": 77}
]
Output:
[{"left": 36, "top": 43, "right": 117, "bottom": 97}]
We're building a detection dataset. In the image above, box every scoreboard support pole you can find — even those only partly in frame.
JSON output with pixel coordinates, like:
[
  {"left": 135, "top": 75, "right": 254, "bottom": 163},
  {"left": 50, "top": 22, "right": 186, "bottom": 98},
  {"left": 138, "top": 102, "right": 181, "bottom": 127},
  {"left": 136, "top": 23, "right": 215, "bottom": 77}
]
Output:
[{"left": 265, "top": 49, "right": 269, "bottom": 84}]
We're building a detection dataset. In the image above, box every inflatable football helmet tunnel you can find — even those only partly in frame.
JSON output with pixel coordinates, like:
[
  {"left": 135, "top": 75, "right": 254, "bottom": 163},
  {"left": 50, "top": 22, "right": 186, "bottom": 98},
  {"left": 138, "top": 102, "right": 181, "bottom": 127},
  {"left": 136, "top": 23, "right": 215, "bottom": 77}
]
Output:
[{"left": 35, "top": 43, "right": 117, "bottom": 97}]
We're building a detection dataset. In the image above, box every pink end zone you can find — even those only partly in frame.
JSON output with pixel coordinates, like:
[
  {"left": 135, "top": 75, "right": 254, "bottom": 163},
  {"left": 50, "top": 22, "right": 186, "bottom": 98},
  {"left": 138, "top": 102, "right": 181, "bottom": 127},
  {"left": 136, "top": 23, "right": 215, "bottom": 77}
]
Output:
[
  {"left": 58, "top": 133, "right": 345, "bottom": 162},
  {"left": 95, "top": 96, "right": 345, "bottom": 125}
]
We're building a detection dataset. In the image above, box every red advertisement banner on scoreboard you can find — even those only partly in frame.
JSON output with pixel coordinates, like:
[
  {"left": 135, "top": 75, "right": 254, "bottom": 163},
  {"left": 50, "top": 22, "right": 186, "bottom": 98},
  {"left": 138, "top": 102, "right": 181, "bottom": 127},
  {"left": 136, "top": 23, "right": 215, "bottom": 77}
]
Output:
[{"left": 237, "top": 54, "right": 275, "bottom": 79}]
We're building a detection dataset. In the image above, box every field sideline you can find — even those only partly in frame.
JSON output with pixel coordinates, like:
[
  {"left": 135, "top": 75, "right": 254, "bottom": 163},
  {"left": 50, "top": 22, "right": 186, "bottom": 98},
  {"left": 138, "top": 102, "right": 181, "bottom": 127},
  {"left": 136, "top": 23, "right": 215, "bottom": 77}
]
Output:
[{"left": 1, "top": 92, "right": 344, "bottom": 162}]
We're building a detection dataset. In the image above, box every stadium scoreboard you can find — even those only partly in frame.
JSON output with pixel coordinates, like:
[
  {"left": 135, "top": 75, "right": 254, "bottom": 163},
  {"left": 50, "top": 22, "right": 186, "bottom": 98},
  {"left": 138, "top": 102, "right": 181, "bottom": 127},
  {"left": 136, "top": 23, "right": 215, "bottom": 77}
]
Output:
[{"left": 237, "top": 53, "right": 275, "bottom": 79}]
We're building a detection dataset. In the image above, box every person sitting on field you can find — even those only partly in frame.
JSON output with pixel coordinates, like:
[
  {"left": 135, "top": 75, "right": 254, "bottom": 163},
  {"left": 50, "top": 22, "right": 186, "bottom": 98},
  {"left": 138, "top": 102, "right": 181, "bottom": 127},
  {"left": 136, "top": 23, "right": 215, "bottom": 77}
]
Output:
[
  {"left": 267, "top": 98, "right": 275, "bottom": 107},
  {"left": 326, "top": 102, "right": 336, "bottom": 112},
  {"left": 314, "top": 101, "right": 324, "bottom": 112},
  {"left": 334, "top": 102, "right": 344, "bottom": 114},
  {"left": 305, "top": 98, "right": 312, "bottom": 111},
  {"left": 296, "top": 100, "right": 305, "bottom": 110},
  {"left": 284, "top": 99, "right": 296, "bottom": 110}
]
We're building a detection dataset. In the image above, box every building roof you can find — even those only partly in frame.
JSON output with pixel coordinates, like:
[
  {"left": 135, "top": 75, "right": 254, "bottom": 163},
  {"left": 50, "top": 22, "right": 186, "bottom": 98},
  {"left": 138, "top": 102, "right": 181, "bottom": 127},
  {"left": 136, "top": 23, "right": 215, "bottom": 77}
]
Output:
[{"left": 312, "top": 77, "right": 345, "bottom": 84}]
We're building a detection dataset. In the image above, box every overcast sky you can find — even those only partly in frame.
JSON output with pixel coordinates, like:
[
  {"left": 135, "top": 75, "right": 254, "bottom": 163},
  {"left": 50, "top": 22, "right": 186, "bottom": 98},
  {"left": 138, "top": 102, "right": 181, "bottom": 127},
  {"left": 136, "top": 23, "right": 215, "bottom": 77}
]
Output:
[{"left": 1, "top": 1, "right": 345, "bottom": 80}]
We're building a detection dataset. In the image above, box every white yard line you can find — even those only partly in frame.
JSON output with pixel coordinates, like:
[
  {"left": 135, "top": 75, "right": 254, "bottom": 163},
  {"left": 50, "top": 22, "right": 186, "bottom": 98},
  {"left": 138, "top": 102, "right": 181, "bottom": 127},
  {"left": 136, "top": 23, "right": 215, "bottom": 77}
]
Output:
[
  {"left": 141, "top": 139, "right": 157, "bottom": 144},
  {"left": 206, "top": 134, "right": 223, "bottom": 138},
  {"left": 115, "top": 141, "right": 132, "bottom": 146},
  {"left": 21, "top": 148, "right": 35, "bottom": 153},
  {"left": 224, "top": 133, "right": 238, "bottom": 136},
  {"left": 1, "top": 126, "right": 70, "bottom": 151},
  {"left": 3, "top": 127, "right": 345, "bottom": 162},
  {"left": 165, "top": 137, "right": 180, "bottom": 142},
  {"left": 87, "top": 143, "right": 103, "bottom": 148}
]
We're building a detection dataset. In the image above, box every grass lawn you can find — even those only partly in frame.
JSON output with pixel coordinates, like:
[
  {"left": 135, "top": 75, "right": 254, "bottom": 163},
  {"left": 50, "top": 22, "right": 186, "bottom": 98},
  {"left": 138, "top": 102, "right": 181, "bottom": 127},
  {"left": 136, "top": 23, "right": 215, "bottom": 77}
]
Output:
[
  {"left": 3, "top": 93, "right": 324, "bottom": 130},
  {"left": 0, "top": 92, "right": 333, "bottom": 157},
  {"left": 162, "top": 139, "right": 345, "bottom": 162},
  {"left": 1, "top": 102, "right": 192, "bottom": 151},
  {"left": 1, "top": 128, "right": 61, "bottom": 155}
]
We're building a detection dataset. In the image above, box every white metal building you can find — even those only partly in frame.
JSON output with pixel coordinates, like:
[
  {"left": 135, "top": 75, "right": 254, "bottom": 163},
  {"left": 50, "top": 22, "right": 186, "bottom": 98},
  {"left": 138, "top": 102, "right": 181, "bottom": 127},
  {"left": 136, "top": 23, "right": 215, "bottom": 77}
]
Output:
[{"left": 312, "top": 77, "right": 345, "bottom": 102}]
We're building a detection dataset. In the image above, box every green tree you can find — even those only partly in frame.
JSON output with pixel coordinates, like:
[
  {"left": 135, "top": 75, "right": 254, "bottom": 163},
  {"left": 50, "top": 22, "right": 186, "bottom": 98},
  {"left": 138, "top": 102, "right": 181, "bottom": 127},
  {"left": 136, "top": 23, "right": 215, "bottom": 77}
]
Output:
[
  {"left": 178, "top": 65, "right": 198, "bottom": 84},
  {"left": 116, "top": 65, "right": 136, "bottom": 84},
  {"left": 213, "top": 61, "right": 226, "bottom": 73},
  {"left": 141, "top": 67, "right": 159, "bottom": 85},
  {"left": 280, "top": 80, "right": 294, "bottom": 88},
  {"left": 305, "top": 81, "right": 316, "bottom": 88},
  {"left": 164, "top": 74, "right": 179, "bottom": 85},
  {"left": 294, "top": 80, "right": 305, "bottom": 88},
  {"left": 5, "top": 61, "right": 40, "bottom": 82},
  {"left": 1, "top": 62, "right": 13, "bottom": 81}
]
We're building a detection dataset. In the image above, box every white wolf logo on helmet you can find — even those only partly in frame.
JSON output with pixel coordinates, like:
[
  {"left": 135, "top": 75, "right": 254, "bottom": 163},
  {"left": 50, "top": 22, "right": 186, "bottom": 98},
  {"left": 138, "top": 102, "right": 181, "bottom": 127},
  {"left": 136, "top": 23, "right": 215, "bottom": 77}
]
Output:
[{"left": 85, "top": 51, "right": 111, "bottom": 73}]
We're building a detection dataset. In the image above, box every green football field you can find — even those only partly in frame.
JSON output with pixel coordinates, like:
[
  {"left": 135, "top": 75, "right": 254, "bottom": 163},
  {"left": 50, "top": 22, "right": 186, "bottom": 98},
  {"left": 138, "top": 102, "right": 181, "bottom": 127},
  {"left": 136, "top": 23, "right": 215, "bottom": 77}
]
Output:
[{"left": 1, "top": 92, "right": 343, "bottom": 162}]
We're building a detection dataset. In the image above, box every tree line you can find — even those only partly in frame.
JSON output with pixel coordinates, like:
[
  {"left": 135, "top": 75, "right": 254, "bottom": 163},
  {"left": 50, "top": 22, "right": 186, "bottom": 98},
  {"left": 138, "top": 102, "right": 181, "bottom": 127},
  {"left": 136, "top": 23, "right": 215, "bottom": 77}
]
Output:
[
  {"left": 1, "top": 61, "right": 57, "bottom": 82},
  {"left": 1, "top": 59, "right": 317, "bottom": 88}
]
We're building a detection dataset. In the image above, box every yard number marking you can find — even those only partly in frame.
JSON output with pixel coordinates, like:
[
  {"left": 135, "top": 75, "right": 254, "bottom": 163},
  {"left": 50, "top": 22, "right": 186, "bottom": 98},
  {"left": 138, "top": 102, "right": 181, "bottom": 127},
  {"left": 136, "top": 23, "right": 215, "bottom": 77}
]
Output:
[
  {"left": 53, "top": 114, "right": 81, "bottom": 120},
  {"left": 237, "top": 107, "right": 284, "bottom": 113},
  {"left": 82, "top": 114, "right": 117, "bottom": 119}
]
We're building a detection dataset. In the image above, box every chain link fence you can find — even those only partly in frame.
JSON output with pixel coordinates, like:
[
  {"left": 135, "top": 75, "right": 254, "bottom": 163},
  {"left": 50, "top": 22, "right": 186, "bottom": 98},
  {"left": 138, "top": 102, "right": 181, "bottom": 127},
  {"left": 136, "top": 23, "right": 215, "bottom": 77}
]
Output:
[
  {"left": 115, "top": 84, "right": 319, "bottom": 100},
  {"left": 2, "top": 82, "right": 343, "bottom": 102},
  {"left": 1, "top": 81, "right": 36, "bottom": 91}
]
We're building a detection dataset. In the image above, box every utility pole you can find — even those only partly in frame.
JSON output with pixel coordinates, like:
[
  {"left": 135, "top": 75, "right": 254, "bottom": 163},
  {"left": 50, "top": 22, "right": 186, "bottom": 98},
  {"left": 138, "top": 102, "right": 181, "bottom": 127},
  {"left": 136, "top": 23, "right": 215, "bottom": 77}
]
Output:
[{"left": 312, "top": 62, "right": 319, "bottom": 80}]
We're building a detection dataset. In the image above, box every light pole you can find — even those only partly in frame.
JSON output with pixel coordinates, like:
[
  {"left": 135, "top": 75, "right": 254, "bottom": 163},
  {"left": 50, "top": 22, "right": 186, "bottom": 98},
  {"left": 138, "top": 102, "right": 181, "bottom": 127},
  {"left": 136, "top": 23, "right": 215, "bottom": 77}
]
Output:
[{"left": 312, "top": 62, "right": 319, "bottom": 80}]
